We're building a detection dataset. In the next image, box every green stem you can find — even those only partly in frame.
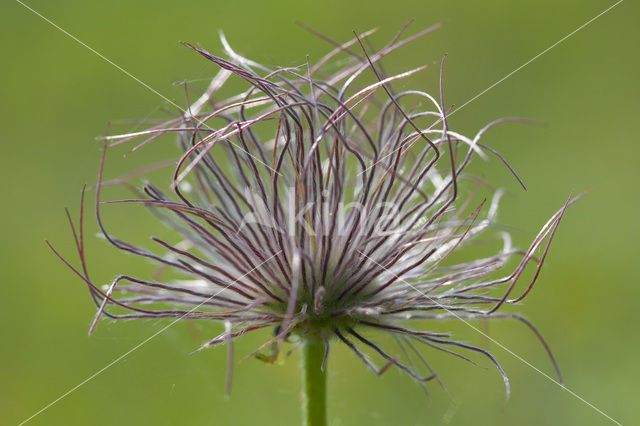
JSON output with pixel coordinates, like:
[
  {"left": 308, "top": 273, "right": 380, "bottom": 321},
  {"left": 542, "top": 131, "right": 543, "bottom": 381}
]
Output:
[{"left": 301, "top": 332, "right": 327, "bottom": 426}]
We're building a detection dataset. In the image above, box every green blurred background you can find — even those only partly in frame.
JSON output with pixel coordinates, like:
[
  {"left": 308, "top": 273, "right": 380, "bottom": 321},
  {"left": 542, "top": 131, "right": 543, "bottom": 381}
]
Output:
[{"left": 2, "top": 0, "right": 638, "bottom": 425}]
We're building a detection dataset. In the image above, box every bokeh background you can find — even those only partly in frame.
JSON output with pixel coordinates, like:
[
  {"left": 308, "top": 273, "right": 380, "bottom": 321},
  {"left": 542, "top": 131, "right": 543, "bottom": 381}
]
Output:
[{"left": 2, "top": 0, "right": 638, "bottom": 425}]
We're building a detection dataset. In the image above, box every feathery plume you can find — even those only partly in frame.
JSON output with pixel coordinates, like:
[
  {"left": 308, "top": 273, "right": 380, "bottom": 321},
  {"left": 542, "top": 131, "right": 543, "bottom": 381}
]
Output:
[{"left": 52, "top": 23, "right": 572, "bottom": 399}]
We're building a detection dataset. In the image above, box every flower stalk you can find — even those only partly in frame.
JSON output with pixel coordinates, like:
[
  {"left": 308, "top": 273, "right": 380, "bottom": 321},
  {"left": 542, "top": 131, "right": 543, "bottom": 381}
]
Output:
[{"left": 301, "top": 332, "right": 327, "bottom": 426}]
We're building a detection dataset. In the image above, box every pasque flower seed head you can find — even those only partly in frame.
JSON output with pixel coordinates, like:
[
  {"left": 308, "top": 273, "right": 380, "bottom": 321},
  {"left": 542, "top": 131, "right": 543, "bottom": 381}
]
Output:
[{"left": 52, "top": 24, "right": 573, "bottom": 397}]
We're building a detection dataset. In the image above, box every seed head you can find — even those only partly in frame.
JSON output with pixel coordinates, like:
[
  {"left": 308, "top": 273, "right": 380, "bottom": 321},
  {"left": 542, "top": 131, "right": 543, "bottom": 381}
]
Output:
[{"left": 53, "top": 24, "right": 572, "bottom": 396}]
